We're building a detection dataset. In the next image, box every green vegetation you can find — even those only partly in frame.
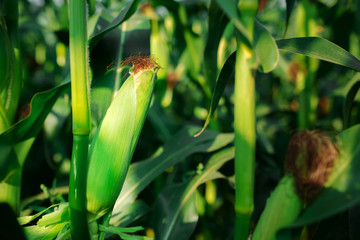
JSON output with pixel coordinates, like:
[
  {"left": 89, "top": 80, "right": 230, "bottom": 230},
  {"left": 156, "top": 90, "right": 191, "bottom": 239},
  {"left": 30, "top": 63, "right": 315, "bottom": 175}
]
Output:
[{"left": 1, "top": 0, "right": 360, "bottom": 239}]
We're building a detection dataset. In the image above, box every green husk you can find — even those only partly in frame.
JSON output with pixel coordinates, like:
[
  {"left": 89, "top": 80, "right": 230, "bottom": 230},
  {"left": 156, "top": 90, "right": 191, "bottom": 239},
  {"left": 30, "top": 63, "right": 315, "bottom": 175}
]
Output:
[
  {"left": 86, "top": 67, "right": 157, "bottom": 216},
  {"left": 253, "top": 130, "right": 338, "bottom": 239},
  {"left": 252, "top": 175, "right": 303, "bottom": 240}
]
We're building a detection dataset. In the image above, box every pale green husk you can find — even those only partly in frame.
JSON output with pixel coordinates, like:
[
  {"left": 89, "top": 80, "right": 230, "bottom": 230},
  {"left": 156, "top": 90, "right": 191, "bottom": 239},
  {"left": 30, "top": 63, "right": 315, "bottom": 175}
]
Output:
[
  {"left": 86, "top": 69, "right": 157, "bottom": 216},
  {"left": 252, "top": 175, "right": 303, "bottom": 240}
]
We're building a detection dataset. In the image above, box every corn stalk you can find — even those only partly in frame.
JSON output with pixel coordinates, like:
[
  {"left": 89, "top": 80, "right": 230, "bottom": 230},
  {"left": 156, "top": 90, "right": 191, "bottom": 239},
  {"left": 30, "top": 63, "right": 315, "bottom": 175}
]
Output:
[
  {"left": 234, "top": 0, "right": 258, "bottom": 239},
  {"left": 68, "top": 0, "right": 91, "bottom": 238},
  {"left": 295, "top": 0, "right": 318, "bottom": 129}
]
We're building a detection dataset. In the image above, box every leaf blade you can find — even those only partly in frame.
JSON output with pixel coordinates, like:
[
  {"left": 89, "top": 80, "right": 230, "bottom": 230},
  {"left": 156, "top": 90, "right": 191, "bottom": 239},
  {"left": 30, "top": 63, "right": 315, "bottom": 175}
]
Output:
[
  {"left": 112, "top": 127, "right": 234, "bottom": 213},
  {"left": 88, "top": 0, "right": 141, "bottom": 50},
  {"left": 153, "top": 147, "right": 235, "bottom": 240},
  {"left": 195, "top": 51, "right": 236, "bottom": 137},
  {"left": 276, "top": 37, "right": 360, "bottom": 72}
]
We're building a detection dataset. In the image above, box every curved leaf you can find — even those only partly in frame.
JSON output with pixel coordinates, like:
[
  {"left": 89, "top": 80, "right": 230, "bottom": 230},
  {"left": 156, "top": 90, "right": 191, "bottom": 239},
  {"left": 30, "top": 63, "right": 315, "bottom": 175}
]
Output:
[
  {"left": 111, "top": 127, "right": 234, "bottom": 217},
  {"left": 88, "top": 0, "right": 141, "bottom": 50},
  {"left": 195, "top": 51, "right": 236, "bottom": 137},
  {"left": 153, "top": 147, "right": 234, "bottom": 240},
  {"left": 254, "top": 20, "right": 279, "bottom": 72},
  {"left": 0, "top": 83, "right": 70, "bottom": 182},
  {"left": 276, "top": 37, "right": 360, "bottom": 72}
]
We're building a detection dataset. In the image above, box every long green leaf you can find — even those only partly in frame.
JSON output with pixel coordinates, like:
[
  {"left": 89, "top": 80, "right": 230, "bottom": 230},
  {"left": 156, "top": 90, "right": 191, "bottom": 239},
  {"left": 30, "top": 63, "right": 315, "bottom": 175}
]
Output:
[
  {"left": 0, "top": 83, "right": 70, "bottom": 182},
  {"left": 195, "top": 51, "right": 236, "bottom": 137},
  {"left": 204, "top": 0, "right": 229, "bottom": 88},
  {"left": 276, "top": 37, "right": 360, "bottom": 72},
  {"left": 153, "top": 147, "right": 234, "bottom": 240},
  {"left": 111, "top": 127, "right": 234, "bottom": 214},
  {"left": 88, "top": 0, "right": 141, "bottom": 50}
]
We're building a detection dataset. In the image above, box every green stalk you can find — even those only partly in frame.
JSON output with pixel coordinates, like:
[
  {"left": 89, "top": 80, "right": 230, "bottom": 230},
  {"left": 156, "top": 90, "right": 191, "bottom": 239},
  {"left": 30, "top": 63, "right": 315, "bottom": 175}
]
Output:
[
  {"left": 295, "top": 0, "right": 318, "bottom": 129},
  {"left": 234, "top": 44, "right": 255, "bottom": 240},
  {"left": 68, "top": 0, "right": 91, "bottom": 239},
  {"left": 69, "top": 135, "right": 91, "bottom": 239},
  {"left": 234, "top": 0, "right": 258, "bottom": 239}
]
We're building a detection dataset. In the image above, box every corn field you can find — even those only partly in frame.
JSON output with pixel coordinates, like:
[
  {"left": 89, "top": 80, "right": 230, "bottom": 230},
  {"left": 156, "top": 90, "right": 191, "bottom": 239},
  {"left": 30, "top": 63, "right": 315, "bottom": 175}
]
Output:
[{"left": 1, "top": 0, "right": 360, "bottom": 239}]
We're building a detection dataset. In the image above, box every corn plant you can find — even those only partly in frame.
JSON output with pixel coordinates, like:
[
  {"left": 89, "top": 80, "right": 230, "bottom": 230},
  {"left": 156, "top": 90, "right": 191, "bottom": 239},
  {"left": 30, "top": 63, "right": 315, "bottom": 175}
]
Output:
[{"left": 3, "top": 0, "right": 360, "bottom": 239}]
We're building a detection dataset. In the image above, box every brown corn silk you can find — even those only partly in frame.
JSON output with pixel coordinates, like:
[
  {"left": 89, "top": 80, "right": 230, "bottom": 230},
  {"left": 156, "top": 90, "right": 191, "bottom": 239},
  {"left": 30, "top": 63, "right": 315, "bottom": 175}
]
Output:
[
  {"left": 285, "top": 130, "right": 338, "bottom": 203},
  {"left": 121, "top": 54, "right": 161, "bottom": 75}
]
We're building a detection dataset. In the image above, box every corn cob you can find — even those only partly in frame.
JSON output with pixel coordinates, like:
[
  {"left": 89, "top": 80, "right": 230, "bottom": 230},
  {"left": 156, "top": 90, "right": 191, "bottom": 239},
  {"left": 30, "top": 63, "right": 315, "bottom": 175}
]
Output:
[
  {"left": 86, "top": 56, "right": 159, "bottom": 217},
  {"left": 252, "top": 130, "right": 338, "bottom": 240}
]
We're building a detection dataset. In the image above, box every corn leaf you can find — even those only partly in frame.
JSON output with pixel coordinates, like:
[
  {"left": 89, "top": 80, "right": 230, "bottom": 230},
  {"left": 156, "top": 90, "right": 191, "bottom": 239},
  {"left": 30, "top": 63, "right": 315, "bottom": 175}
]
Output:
[
  {"left": 37, "top": 203, "right": 69, "bottom": 227},
  {"left": 204, "top": 0, "right": 229, "bottom": 88},
  {"left": 99, "top": 225, "right": 151, "bottom": 240},
  {"left": 277, "top": 124, "right": 360, "bottom": 237},
  {"left": 154, "top": 182, "right": 197, "bottom": 240},
  {"left": 214, "top": 0, "right": 250, "bottom": 45},
  {"left": 17, "top": 204, "right": 60, "bottom": 226},
  {"left": 254, "top": 20, "right": 279, "bottom": 73},
  {"left": 284, "top": 0, "right": 296, "bottom": 35},
  {"left": 112, "top": 127, "right": 234, "bottom": 214},
  {"left": 0, "top": 83, "right": 70, "bottom": 182},
  {"left": 153, "top": 147, "right": 234, "bottom": 240},
  {"left": 276, "top": 37, "right": 360, "bottom": 72},
  {"left": 195, "top": 51, "right": 236, "bottom": 137},
  {"left": 110, "top": 200, "right": 150, "bottom": 227},
  {"left": 88, "top": 0, "right": 141, "bottom": 50},
  {"left": 23, "top": 223, "right": 66, "bottom": 240}
]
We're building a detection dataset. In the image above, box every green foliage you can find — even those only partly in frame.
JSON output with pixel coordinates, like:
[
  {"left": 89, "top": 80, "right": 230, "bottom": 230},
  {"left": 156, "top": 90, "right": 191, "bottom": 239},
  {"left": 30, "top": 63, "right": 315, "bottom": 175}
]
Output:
[
  {"left": 153, "top": 147, "right": 234, "bottom": 240},
  {"left": 277, "top": 37, "right": 360, "bottom": 72},
  {"left": 3, "top": 0, "right": 360, "bottom": 239}
]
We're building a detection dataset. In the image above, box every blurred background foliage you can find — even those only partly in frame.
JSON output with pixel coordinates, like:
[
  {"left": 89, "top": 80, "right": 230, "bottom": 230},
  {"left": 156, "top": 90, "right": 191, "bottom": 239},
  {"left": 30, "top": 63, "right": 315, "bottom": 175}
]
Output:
[{"left": 12, "top": 0, "right": 360, "bottom": 239}]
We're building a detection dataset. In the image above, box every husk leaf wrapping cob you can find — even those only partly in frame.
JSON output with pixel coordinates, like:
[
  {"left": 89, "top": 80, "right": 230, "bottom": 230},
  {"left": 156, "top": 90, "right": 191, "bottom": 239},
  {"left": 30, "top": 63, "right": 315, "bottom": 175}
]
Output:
[
  {"left": 253, "top": 130, "right": 338, "bottom": 240},
  {"left": 86, "top": 56, "right": 159, "bottom": 217}
]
